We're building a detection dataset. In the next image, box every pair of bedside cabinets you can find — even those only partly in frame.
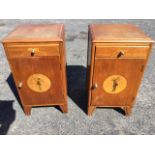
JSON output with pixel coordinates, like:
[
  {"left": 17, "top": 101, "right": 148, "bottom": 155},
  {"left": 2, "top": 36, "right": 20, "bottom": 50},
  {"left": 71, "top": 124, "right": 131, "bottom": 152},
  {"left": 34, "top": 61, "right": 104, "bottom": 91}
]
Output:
[{"left": 2, "top": 24, "right": 154, "bottom": 116}]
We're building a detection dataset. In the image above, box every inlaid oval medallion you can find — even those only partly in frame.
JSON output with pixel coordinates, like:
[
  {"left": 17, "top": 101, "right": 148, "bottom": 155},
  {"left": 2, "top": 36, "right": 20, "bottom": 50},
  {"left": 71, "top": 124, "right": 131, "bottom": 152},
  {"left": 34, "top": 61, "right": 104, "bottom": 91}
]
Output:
[
  {"left": 27, "top": 74, "right": 51, "bottom": 93},
  {"left": 103, "top": 75, "right": 127, "bottom": 94}
]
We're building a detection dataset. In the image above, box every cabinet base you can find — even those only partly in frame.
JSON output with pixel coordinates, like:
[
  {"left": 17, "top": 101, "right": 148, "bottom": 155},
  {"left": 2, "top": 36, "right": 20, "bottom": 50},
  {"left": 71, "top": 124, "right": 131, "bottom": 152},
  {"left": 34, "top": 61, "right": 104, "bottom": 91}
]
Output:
[
  {"left": 59, "top": 104, "right": 68, "bottom": 113},
  {"left": 123, "top": 106, "right": 132, "bottom": 116},
  {"left": 88, "top": 106, "right": 132, "bottom": 116},
  {"left": 23, "top": 104, "right": 68, "bottom": 116},
  {"left": 88, "top": 105, "right": 96, "bottom": 116},
  {"left": 23, "top": 106, "right": 32, "bottom": 116}
]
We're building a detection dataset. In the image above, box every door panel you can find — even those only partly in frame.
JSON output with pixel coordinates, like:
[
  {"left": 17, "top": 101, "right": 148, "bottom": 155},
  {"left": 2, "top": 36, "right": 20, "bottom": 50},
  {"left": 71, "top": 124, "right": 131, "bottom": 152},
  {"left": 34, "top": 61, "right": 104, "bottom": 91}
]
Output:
[
  {"left": 91, "top": 59, "right": 145, "bottom": 106},
  {"left": 10, "top": 56, "right": 64, "bottom": 106}
]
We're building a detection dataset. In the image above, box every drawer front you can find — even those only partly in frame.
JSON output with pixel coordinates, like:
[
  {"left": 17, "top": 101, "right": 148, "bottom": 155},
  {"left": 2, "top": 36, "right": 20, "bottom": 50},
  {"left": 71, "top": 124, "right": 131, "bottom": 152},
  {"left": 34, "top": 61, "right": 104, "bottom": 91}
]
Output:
[
  {"left": 95, "top": 46, "right": 149, "bottom": 59},
  {"left": 10, "top": 57, "right": 65, "bottom": 106},
  {"left": 91, "top": 59, "right": 145, "bottom": 106},
  {"left": 6, "top": 43, "right": 60, "bottom": 58}
]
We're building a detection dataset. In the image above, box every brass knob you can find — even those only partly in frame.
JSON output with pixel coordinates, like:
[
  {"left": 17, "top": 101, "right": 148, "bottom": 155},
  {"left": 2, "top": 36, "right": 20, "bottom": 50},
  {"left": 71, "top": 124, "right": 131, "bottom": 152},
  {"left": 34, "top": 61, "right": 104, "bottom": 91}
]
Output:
[
  {"left": 117, "top": 51, "right": 124, "bottom": 58},
  {"left": 18, "top": 82, "right": 23, "bottom": 89},
  {"left": 31, "top": 48, "right": 35, "bottom": 56},
  {"left": 92, "top": 83, "right": 98, "bottom": 90}
]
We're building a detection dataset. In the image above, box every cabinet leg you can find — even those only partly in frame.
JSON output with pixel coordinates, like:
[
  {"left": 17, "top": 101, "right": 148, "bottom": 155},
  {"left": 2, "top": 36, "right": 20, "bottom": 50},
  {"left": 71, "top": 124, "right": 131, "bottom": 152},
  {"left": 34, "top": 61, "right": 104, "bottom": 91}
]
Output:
[
  {"left": 124, "top": 106, "right": 132, "bottom": 116},
  {"left": 88, "top": 105, "right": 96, "bottom": 116},
  {"left": 23, "top": 106, "right": 31, "bottom": 116},
  {"left": 59, "top": 104, "right": 68, "bottom": 113}
]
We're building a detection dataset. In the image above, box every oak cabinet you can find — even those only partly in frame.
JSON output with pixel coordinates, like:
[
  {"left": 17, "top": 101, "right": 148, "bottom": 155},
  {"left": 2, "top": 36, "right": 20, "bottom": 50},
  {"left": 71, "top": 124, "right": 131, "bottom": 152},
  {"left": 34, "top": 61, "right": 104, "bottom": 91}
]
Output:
[
  {"left": 87, "top": 24, "right": 154, "bottom": 116},
  {"left": 2, "top": 24, "right": 68, "bottom": 115}
]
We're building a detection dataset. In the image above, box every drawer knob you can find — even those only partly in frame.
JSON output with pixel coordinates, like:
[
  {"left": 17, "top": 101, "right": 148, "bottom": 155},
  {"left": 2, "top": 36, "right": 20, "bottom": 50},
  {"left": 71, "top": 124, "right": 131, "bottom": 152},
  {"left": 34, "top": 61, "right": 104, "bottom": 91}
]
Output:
[
  {"left": 92, "top": 83, "right": 98, "bottom": 90},
  {"left": 18, "top": 82, "right": 23, "bottom": 89},
  {"left": 31, "top": 48, "right": 35, "bottom": 56},
  {"left": 117, "top": 51, "right": 124, "bottom": 58}
]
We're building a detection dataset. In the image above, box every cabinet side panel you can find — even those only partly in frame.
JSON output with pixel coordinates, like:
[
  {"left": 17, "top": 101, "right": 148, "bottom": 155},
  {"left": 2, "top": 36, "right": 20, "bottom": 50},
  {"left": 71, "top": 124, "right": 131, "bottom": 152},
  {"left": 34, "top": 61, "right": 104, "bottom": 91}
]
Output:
[
  {"left": 129, "top": 43, "right": 154, "bottom": 105},
  {"left": 60, "top": 26, "right": 68, "bottom": 103},
  {"left": 86, "top": 26, "right": 96, "bottom": 107}
]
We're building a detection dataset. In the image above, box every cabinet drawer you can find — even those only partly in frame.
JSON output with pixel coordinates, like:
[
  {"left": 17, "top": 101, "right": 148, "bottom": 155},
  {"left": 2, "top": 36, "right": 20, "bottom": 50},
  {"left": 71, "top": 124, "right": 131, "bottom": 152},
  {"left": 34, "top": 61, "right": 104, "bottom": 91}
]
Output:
[
  {"left": 95, "top": 46, "right": 150, "bottom": 59},
  {"left": 5, "top": 43, "right": 60, "bottom": 58}
]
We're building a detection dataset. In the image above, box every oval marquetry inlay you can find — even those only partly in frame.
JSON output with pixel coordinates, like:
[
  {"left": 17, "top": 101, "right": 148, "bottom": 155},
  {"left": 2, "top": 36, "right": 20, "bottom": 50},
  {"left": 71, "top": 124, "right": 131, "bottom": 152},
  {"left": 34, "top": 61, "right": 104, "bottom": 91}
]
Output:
[
  {"left": 103, "top": 75, "right": 127, "bottom": 94},
  {"left": 27, "top": 74, "right": 51, "bottom": 93}
]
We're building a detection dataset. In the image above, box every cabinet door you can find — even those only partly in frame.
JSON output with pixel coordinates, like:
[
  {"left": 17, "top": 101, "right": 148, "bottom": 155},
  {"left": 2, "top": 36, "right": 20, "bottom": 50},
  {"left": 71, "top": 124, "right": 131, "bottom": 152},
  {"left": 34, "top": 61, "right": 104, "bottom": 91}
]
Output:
[
  {"left": 91, "top": 59, "right": 145, "bottom": 106},
  {"left": 10, "top": 56, "right": 65, "bottom": 106}
]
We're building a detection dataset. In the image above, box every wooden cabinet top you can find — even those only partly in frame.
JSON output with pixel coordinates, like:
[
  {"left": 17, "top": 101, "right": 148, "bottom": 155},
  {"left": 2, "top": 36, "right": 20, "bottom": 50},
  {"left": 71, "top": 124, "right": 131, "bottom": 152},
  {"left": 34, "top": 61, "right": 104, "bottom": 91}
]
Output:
[
  {"left": 2, "top": 24, "right": 64, "bottom": 43},
  {"left": 89, "top": 24, "right": 154, "bottom": 43}
]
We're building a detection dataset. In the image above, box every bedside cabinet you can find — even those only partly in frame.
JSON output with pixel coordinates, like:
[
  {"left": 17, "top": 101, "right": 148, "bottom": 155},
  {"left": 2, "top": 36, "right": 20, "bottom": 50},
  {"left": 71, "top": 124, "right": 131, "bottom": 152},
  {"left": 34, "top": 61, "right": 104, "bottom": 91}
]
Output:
[
  {"left": 87, "top": 24, "right": 154, "bottom": 116},
  {"left": 2, "top": 24, "right": 68, "bottom": 115}
]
